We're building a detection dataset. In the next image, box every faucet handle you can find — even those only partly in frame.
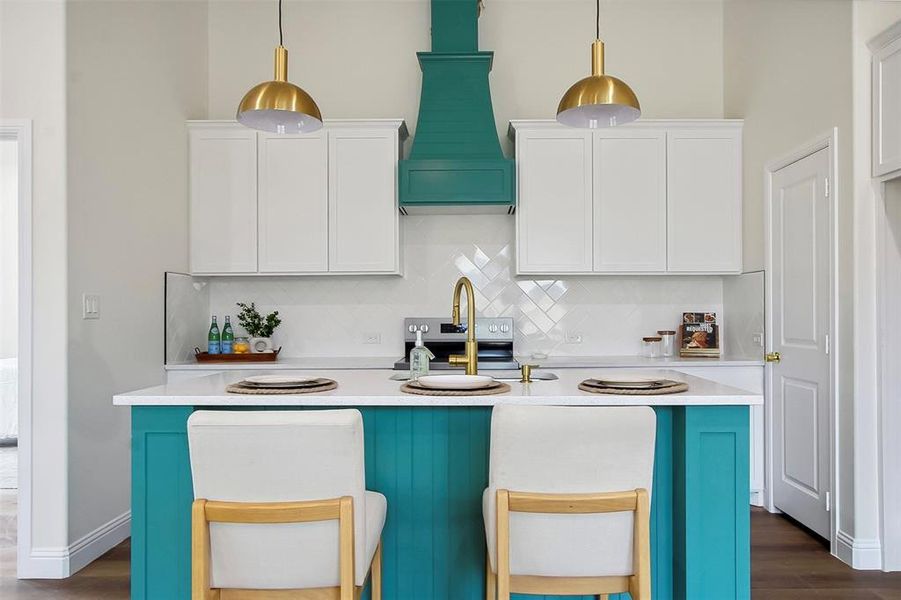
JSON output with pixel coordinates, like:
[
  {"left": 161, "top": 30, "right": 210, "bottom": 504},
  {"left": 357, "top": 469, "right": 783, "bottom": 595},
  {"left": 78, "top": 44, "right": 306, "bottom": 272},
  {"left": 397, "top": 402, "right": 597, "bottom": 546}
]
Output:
[
  {"left": 449, "top": 354, "right": 466, "bottom": 368},
  {"left": 520, "top": 364, "right": 539, "bottom": 383}
]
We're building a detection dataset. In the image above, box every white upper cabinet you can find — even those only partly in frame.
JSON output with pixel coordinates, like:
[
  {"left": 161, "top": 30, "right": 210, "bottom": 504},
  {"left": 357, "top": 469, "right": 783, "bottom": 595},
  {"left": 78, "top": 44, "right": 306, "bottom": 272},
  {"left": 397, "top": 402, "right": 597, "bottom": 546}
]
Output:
[
  {"left": 189, "top": 124, "right": 258, "bottom": 274},
  {"left": 258, "top": 132, "right": 328, "bottom": 273},
  {"left": 667, "top": 127, "right": 742, "bottom": 273},
  {"left": 593, "top": 130, "right": 667, "bottom": 272},
  {"left": 187, "top": 120, "right": 406, "bottom": 276},
  {"left": 872, "top": 23, "right": 901, "bottom": 178},
  {"left": 328, "top": 129, "right": 400, "bottom": 273},
  {"left": 516, "top": 130, "right": 593, "bottom": 273},
  {"left": 510, "top": 120, "right": 743, "bottom": 276}
]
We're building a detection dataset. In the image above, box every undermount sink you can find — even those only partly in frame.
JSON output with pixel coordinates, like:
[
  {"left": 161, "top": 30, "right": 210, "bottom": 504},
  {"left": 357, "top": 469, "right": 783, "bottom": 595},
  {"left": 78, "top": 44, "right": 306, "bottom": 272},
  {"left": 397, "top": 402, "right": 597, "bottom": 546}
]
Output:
[{"left": 390, "top": 370, "right": 558, "bottom": 382}]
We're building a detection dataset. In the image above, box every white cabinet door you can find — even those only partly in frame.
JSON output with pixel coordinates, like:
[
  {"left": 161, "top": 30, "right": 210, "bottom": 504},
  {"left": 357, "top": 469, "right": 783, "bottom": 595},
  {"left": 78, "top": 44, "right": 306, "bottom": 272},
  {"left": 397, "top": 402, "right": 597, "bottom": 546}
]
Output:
[
  {"left": 328, "top": 129, "right": 399, "bottom": 273},
  {"left": 258, "top": 133, "right": 328, "bottom": 273},
  {"left": 189, "top": 125, "right": 258, "bottom": 274},
  {"left": 516, "top": 131, "right": 593, "bottom": 273},
  {"left": 667, "top": 128, "right": 742, "bottom": 273},
  {"left": 874, "top": 34, "right": 901, "bottom": 177},
  {"left": 593, "top": 130, "right": 666, "bottom": 272}
]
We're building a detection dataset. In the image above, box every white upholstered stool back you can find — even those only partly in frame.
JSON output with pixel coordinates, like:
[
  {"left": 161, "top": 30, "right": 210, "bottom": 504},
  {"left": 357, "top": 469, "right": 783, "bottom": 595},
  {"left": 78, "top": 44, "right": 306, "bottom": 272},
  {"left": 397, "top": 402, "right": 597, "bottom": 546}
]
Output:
[
  {"left": 484, "top": 404, "right": 656, "bottom": 579},
  {"left": 188, "top": 409, "right": 383, "bottom": 590}
]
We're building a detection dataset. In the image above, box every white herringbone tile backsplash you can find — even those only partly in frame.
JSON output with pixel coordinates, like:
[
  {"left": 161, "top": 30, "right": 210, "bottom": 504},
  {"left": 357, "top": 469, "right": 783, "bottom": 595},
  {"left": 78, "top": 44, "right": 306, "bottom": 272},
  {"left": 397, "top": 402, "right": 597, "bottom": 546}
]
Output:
[{"left": 166, "top": 215, "right": 725, "bottom": 359}]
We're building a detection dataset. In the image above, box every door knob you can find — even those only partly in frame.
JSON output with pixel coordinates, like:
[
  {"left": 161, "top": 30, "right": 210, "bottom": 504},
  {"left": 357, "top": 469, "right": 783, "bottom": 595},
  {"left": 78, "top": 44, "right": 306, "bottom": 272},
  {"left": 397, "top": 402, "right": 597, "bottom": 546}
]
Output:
[{"left": 765, "top": 352, "right": 781, "bottom": 363}]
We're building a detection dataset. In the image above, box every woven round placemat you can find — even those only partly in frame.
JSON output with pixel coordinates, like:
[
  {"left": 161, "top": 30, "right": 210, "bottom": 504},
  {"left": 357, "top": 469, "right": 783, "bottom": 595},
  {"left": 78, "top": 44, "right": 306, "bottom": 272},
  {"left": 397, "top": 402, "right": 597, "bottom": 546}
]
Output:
[
  {"left": 400, "top": 381, "right": 511, "bottom": 396},
  {"left": 578, "top": 380, "right": 688, "bottom": 395},
  {"left": 226, "top": 379, "right": 338, "bottom": 395}
]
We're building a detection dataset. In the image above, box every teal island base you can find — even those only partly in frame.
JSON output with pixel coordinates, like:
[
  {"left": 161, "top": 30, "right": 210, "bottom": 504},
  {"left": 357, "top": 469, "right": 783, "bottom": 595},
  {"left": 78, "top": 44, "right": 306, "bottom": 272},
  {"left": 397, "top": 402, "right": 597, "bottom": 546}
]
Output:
[{"left": 131, "top": 405, "right": 749, "bottom": 600}]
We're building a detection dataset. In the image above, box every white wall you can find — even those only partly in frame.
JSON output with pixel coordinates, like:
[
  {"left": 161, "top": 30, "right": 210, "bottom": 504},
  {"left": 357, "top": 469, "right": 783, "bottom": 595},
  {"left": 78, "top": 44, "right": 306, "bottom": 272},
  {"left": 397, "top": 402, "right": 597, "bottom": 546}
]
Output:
[
  {"left": 65, "top": 0, "right": 208, "bottom": 549},
  {"left": 851, "top": 2, "right": 901, "bottom": 570},
  {"left": 723, "top": 0, "right": 857, "bottom": 551},
  {"left": 0, "top": 138, "right": 18, "bottom": 359},
  {"left": 191, "top": 216, "right": 724, "bottom": 359},
  {"left": 207, "top": 0, "right": 725, "bottom": 154},
  {"left": 0, "top": 0, "right": 71, "bottom": 573}
]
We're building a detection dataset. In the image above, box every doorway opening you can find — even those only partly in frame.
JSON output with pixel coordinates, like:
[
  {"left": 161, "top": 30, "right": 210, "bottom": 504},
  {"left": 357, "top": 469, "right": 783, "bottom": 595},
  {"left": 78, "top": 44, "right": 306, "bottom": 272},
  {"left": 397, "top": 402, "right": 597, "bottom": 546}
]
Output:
[
  {"left": 0, "top": 120, "right": 31, "bottom": 579},
  {"left": 0, "top": 134, "right": 18, "bottom": 487}
]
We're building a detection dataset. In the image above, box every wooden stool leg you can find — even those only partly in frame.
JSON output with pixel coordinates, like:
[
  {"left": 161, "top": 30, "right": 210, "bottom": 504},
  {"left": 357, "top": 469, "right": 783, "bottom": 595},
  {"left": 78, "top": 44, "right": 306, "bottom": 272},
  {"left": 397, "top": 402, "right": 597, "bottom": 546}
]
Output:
[
  {"left": 486, "top": 555, "right": 496, "bottom": 600},
  {"left": 371, "top": 540, "right": 382, "bottom": 600}
]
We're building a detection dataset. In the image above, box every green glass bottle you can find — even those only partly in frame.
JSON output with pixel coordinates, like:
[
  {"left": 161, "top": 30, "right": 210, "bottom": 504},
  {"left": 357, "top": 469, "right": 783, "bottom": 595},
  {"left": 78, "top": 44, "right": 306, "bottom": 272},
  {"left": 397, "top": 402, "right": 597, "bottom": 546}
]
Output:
[
  {"left": 208, "top": 316, "right": 221, "bottom": 355},
  {"left": 221, "top": 315, "right": 234, "bottom": 354}
]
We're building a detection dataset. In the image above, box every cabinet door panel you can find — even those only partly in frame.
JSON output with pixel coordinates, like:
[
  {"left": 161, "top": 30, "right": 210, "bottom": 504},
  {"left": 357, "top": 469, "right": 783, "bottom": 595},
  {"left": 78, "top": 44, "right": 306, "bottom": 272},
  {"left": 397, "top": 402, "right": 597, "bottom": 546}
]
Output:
[
  {"left": 517, "top": 132, "right": 593, "bottom": 273},
  {"left": 258, "top": 134, "right": 328, "bottom": 273},
  {"left": 328, "top": 130, "right": 399, "bottom": 273},
  {"left": 594, "top": 131, "right": 666, "bottom": 272},
  {"left": 874, "top": 35, "right": 901, "bottom": 177},
  {"left": 189, "top": 126, "right": 257, "bottom": 273},
  {"left": 667, "top": 129, "right": 742, "bottom": 273}
]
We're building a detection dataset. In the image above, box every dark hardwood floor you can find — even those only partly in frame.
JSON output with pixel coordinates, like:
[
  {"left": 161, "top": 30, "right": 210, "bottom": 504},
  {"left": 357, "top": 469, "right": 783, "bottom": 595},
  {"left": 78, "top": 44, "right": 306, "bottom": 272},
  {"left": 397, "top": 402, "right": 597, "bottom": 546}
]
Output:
[
  {"left": 751, "top": 507, "right": 901, "bottom": 599},
  {"left": 2, "top": 493, "right": 900, "bottom": 598}
]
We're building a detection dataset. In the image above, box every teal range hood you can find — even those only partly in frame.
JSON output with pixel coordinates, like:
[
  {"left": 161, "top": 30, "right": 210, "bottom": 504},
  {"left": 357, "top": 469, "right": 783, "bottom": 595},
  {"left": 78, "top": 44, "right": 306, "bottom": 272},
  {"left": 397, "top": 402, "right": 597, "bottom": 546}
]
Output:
[{"left": 398, "top": 0, "right": 515, "bottom": 214}]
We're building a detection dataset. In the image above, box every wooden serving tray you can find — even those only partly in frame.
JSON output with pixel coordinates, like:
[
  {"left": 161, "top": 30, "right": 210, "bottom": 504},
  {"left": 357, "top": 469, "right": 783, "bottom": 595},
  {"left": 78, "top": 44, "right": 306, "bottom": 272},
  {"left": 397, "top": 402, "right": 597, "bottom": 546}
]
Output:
[{"left": 193, "top": 347, "right": 281, "bottom": 363}]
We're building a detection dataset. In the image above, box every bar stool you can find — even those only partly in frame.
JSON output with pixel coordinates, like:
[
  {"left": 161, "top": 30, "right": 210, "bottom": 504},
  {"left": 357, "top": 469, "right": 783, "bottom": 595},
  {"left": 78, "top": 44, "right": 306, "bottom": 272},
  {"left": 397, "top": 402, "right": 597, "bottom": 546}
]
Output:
[
  {"left": 187, "top": 409, "right": 385, "bottom": 600},
  {"left": 483, "top": 404, "right": 656, "bottom": 600}
]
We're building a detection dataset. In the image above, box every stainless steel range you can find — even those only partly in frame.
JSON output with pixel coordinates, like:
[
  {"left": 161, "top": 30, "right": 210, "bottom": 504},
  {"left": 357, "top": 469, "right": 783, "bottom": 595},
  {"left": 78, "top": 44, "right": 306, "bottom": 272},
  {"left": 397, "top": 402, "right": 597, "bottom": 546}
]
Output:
[{"left": 393, "top": 317, "right": 519, "bottom": 371}]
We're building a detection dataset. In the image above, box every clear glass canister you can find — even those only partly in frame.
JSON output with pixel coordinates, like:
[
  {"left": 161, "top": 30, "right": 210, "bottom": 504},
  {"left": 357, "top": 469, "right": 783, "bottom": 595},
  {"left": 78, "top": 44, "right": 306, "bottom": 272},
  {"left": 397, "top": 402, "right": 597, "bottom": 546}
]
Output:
[
  {"left": 658, "top": 330, "right": 677, "bottom": 357},
  {"left": 641, "top": 336, "right": 662, "bottom": 358}
]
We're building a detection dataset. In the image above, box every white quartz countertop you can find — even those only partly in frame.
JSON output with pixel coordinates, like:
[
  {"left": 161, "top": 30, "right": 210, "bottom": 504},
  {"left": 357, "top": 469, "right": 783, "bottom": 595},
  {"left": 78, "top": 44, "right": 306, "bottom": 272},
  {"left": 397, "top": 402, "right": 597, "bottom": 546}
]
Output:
[
  {"left": 164, "top": 354, "right": 764, "bottom": 371},
  {"left": 115, "top": 368, "right": 762, "bottom": 407}
]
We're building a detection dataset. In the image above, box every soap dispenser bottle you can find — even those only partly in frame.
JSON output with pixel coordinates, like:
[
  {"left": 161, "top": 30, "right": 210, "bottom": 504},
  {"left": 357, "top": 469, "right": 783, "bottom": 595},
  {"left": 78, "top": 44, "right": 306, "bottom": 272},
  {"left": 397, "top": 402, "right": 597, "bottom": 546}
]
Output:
[{"left": 409, "top": 329, "right": 435, "bottom": 380}]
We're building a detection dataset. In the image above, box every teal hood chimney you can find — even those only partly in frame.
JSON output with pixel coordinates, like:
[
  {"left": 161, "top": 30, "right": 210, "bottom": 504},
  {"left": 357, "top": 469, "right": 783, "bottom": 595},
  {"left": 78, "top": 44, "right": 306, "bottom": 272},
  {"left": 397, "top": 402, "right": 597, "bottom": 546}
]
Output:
[{"left": 398, "top": 0, "right": 515, "bottom": 213}]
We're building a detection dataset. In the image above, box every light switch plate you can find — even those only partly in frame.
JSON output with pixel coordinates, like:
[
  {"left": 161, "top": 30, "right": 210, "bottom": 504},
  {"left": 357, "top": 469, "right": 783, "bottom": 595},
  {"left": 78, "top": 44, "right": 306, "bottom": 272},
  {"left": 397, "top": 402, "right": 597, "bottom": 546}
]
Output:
[{"left": 82, "top": 294, "right": 100, "bottom": 320}]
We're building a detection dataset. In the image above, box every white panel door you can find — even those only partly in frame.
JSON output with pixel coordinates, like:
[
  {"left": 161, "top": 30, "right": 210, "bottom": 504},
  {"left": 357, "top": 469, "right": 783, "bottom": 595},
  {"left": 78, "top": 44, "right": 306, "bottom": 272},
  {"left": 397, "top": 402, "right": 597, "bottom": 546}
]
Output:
[
  {"left": 328, "top": 129, "right": 399, "bottom": 273},
  {"left": 874, "top": 34, "right": 901, "bottom": 177},
  {"left": 516, "top": 131, "right": 593, "bottom": 273},
  {"left": 593, "top": 130, "right": 666, "bottom": 272},
  {"left": 770, "top": 148, "right": 831, "bottom": 539},
  {"left": 258, "top": 133, "right": 328, "bottom": 273},
  {"left": 667, "top": 128, "right": 742, "bottom": 273},
  {"left": 189, "top": 125, "right": 258, "bottom": 273}
]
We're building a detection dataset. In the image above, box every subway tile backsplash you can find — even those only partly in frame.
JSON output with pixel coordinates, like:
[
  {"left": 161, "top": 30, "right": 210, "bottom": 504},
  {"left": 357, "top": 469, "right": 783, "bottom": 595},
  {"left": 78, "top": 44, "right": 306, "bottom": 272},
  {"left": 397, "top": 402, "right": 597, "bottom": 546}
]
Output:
[{"left": 169, "top": 215, "right": 725, "bottom": 360}]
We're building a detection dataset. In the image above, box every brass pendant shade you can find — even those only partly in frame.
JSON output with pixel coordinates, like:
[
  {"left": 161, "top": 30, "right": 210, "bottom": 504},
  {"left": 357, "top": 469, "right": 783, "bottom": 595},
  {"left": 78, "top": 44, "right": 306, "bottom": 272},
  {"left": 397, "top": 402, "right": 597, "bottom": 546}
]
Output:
[
  {"left": 236, "top": 46, "right": 322, "bottom": 134},
  {"left": 557, "top": 40, "right": 640, "bottom": 128}
]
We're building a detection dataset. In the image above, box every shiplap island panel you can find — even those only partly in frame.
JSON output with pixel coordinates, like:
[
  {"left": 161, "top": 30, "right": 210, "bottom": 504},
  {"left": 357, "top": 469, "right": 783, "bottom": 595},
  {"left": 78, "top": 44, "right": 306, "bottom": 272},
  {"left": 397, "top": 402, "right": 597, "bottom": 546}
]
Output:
[{"left": 118, "top": 369, "right": 757, "bottom": 600}]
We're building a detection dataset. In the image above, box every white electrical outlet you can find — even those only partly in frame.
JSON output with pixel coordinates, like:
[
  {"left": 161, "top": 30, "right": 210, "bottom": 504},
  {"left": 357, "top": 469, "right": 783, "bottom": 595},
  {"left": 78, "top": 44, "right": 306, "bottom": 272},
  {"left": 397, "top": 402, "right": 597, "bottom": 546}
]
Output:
[
  {"left": 752, "top": 332, "right": 764, "bottom": 347},
  {"left": 362, "top": 332, "right": 381, "bottom": 345},
  {"left": 82, "top": 294, "right": 101, "bottom": 320},
  {"left": 565, "top": 332, "right": 583, "bottom": 344}
]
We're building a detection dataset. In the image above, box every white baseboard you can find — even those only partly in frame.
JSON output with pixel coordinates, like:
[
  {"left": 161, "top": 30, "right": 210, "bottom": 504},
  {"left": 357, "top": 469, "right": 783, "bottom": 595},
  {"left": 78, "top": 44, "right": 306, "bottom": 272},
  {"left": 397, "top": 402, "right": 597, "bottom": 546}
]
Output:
[
  {"left": 836, "top": 529, "right": 883, "bottom": 570},
  {"left": 20, "top": 512, "right": 130, "bottom": 579},
  {"left": 750, "top": 490, "right": 765, "bottom": 507}
]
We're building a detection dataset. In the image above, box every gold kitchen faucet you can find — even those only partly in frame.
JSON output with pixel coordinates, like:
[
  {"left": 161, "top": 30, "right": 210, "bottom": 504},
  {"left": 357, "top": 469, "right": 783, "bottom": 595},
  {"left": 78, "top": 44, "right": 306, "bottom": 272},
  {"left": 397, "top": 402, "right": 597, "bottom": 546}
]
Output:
[{"left": 449, "top": 276, "right": 478, "bottom": 375}]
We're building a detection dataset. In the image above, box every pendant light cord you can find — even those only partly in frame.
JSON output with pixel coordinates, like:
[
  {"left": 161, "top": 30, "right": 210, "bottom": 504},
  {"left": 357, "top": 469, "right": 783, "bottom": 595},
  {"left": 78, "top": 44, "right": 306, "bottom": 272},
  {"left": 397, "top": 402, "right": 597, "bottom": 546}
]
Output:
[
  {"left": 596, "top": 0, "right": 600, "bottom": 39},
  {"left": 278, "top": 0, "right": 284, "bottom": 46}
]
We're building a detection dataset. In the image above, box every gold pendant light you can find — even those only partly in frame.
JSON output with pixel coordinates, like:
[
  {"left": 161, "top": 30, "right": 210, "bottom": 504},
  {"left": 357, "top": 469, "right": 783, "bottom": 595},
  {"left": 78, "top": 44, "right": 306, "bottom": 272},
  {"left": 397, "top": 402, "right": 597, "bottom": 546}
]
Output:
[
  {"left": 237, "top": 0, "right": 322, "bottom": 134},
  {"left": 556, "top": 0, "right": 640, "bottom": 128}
]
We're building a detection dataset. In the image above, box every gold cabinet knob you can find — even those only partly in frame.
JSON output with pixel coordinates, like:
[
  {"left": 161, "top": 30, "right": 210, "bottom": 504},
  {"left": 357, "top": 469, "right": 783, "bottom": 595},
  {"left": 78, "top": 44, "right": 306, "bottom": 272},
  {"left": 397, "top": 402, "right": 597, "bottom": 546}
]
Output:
[{"left": 765, "top": 352, "right": 781, "bottom": 363}]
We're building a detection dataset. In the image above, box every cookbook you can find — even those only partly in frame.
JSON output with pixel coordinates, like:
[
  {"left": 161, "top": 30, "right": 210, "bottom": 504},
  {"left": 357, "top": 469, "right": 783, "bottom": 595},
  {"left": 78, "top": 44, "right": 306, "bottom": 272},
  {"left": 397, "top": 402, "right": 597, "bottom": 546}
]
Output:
[{"left": 680, "top": 312, "right": 720, "bottom": 357}]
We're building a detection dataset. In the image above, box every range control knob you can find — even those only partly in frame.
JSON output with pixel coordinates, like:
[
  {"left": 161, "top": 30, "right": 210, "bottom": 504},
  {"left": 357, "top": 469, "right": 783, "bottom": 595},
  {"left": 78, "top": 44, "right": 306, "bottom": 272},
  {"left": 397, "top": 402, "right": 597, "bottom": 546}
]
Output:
[
  {"left": 488, "top": 324, "right": 499, "bottom": 333},
  {"left": 408, "top": 324, "right": 417, "bottom": 333},
  {"left": 500, "top": 323, "right": 510, "bottom": 333},
  {"left": 420, "top": 324, "right": 429, "bottom": 333}
]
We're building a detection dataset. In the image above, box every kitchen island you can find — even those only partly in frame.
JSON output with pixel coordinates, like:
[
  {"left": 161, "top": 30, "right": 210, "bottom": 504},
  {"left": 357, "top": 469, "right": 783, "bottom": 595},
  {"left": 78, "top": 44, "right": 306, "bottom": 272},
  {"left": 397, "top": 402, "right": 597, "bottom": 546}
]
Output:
[{"left": 115, "top": 369, "right": 761, "bottom": 600}]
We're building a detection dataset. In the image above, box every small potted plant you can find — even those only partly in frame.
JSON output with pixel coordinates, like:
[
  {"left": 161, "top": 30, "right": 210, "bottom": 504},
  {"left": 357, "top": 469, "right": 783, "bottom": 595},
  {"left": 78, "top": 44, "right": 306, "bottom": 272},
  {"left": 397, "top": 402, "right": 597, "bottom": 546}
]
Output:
[{"left": 236, "top": 302, "right": 282, "bottom": 353}]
